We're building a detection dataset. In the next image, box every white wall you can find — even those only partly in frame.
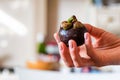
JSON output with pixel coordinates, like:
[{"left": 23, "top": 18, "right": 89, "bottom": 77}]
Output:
[{"left": 0, "top": 0, "right": 36, "bottom": 66}]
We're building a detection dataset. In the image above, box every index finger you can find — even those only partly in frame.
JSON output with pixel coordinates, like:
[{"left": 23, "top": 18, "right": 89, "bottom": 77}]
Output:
[{"left": 54, "top": 32, "right": 61, "bottom": 44}]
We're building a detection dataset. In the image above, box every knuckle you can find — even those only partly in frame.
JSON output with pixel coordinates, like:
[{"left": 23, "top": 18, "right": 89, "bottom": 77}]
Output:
[
  {"left": 63, "top": 60, "right": 74, "bottom": 67},
  {"left": 75, "top": 64, "right": 81, "bottom": 68},
  {"left": 67, "top": 64, "right": 74, "bottom": 67},
  {"left": 73, "top": 62, "right": 81, "bottom": 68},
  {"left": 74, "top": 62, "right": 85, "bottom": 67}
]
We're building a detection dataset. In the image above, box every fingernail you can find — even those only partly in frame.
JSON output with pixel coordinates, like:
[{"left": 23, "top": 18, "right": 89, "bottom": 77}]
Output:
[
  {"left": 69, "top": 41, "right": 73, "bottom": 48},
  {"left": 85, "top": 33, "right": 88, "bottom": 41}
]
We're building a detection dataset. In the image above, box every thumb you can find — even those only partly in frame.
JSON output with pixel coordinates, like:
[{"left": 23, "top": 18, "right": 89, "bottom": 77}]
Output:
[
  {"left": 84, "top": 24, "right": 105, "bottom": 39},
  {"left": 84, "top": 32, "right": 97, "bottom": 60}
]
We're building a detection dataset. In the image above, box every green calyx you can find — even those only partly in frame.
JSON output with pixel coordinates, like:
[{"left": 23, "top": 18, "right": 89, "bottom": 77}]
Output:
[
  {"left": 61, "top": 15, "right": 83, "bottom": 30},
  {"left": 61, "top": 21, "right": 72, "bottom": 30},
  {"left": 73, "top": 21, "right": 84, "bottom": 29},
  {"left": 67, "top": 15, "right": 77, "bottom": 23},
  {"left": 67, "top": 17, "right": 73, "bottom": 23}
]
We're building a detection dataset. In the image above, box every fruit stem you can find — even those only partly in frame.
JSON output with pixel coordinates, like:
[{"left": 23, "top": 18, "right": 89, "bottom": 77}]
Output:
[{"left": 67, "top": 15, "right": 77, "bottom": 23}]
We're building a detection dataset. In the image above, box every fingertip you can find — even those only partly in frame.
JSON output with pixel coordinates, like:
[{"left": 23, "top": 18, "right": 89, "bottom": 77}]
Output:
[
  {"left": 84, "top": 24, "right": 92, "bottom": 31},
  {"left": 84, "top": 32, "right": 89, "bottom": 40},
  {"left": 84, "top": 32, "right": 92, "bottom": 47},
  {"left": 68, "top": 40, "right": 77, "bottom": 49},
  {"left": 53, "top": 33, "right": 57, "bottom": 38},
  {"left": 68, "top": 40, "right": 72, "bottom": 45},
  {"left": 84, "top": 32, "right": 87, "bottom": 40},
  {"left": 69, "top": 40, "right": 77, "bottom": 45}
]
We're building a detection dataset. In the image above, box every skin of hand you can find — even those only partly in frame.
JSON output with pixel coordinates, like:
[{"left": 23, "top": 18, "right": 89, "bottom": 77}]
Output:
[{"left": 54, "top": 24, "right": 120, "bottom": 67}]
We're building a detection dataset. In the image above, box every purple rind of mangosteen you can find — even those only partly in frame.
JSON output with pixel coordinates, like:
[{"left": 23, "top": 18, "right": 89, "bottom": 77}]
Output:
[{"left": 59, "top": 26, "right": 88, "bottom": 47}]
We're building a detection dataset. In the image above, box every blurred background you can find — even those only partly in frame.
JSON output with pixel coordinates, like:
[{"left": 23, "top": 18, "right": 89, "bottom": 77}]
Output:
[{"left": 0, "top": 0, "right": 120, "bottom": 80}]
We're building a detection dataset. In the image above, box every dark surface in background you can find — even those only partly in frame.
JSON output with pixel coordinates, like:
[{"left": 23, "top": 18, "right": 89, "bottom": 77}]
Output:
[
  {"left": 0, "top": 67, "right": 14, "bottom": 73},
  {"left": 93, "top": 0, "right": 120, "bottom": 6},
  {"left": 102, "top": 0, "right": 120, "bottom": 5}
]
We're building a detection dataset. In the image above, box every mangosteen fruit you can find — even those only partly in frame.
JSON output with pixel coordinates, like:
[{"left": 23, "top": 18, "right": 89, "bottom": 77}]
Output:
[{"left": 58, "top": 15, "right": 88, "bottom": 47}]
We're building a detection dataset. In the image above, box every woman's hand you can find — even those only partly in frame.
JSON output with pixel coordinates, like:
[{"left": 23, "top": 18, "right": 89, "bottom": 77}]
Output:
[{"left": 54, "top": 24, "right": 120, "bottom": 67}]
